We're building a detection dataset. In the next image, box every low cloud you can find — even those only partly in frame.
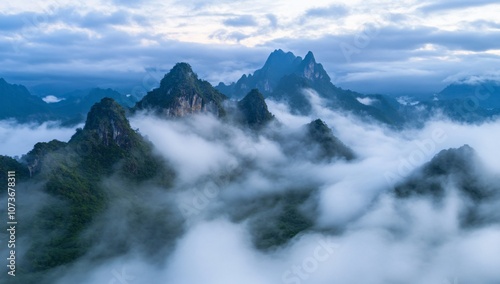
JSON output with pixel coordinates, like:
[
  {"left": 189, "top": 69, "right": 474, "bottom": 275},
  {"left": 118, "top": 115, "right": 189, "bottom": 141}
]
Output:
[
  {"left": 0, "top": 120, "right": 79, "bottom": 157},
  {"left": 5, "top": 88, "right": 497, "bottom": 283},
  {"left": 42, "top": 95, "right": 64, "bottom": 103}
]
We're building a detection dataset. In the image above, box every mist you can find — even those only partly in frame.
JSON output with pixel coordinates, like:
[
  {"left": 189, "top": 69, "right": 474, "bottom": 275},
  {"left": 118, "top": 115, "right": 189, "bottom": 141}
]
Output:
[
  {"left": 4, "top": 89, "right": 500, "bottom": 284},
  {"left": 0, "top": 120, "right": 79, "bottom": 157}
]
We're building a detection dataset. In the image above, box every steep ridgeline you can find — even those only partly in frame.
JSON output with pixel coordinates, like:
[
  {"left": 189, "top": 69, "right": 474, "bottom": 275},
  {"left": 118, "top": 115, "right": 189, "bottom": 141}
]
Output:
[
  {"left": 272, "top": 118, "right": 356, "bottom": 164},
  {"left": 306, "top": 119, "right": 355, "bottom": 161},
  {"left": 415, "top": 79, "right": 500, "bottom": 123},
  {"left": 395, "top": 145, "right": 500, "bottom": 226},
  {"left": 437, "top": 80, "right": 500, "bottom": 109},
  {"left": 14, "top": 98, "right": 176, "bottom": 281},
  {"left": 0, "top": 78, "right": 137, "bottom": 124},
  {"left": 0, "top": 78, "right": 53, "bottom": 122},
  {"left": 217, "top": 49, "right": 304, "bottom": 98},
  {"left": 49, "top": 88, "right": 137, "bottom": 124},
  {"left": 216, "top": 49, "right": 328, "bottom": 100},
  {"left": 216, "top": 50, "right": 405, "bottom": 126},
  {"left": 237, "top": 89, "right": 274, "bottom": 128},
  {"left": 134, "top": 63, "right": 227, "bottom": 117}
]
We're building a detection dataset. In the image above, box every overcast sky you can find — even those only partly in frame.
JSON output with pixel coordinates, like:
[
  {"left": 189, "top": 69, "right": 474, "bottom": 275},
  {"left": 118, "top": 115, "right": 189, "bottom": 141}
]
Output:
[{"left": 1, "top": 0, "right": 499, "bottom": 96}]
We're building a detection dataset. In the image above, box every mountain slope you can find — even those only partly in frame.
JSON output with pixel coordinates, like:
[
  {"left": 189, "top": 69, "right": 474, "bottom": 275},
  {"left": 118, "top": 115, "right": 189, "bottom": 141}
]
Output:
[
  {"left": 217, "top": 50, "right": 404, "bottom": 126},
  {"left": 17, "top": 98, "right": 176, "bottom": 278},
  {"left": 437, "top": 80, "right": 500, "bottom": 109},
  {"left": 49, "top": 88, "right": 137, "bottom": 123},
  {"left": 395, "top": 145, "right": 500, "bottom": 226},
  {"left": 134, "top": 63, "right": 227, "bottom": 117},
  {"left": 306, "top": 119, "right": 356, "bottom": 161},
  {"left": 216, "top": 49, "right": 302, "bottom": 98},
  {"left": 0, "top": 78, "right": 53, "bottom": 121},
  {"left": 237, "top": 89, "right": 274, "bottom": 128}
]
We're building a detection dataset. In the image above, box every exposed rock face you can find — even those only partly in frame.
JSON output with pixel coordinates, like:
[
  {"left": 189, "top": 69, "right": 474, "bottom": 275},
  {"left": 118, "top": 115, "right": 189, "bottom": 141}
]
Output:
[
  {"left": 77, "top": 97, "right": 139, "bottom": 149},
  {"left": 19, "top": 97, "right": 175, "bottom": 275},
  {"left": 23, "top": 140, "right": 66, "bottom": 176},
  {"left": 216, "top": 49, "right": 324, "bottom": 99},
  {"left": 217, "top": 50, "right": 405, "bottom": 126},
  {"left": 134, "top": 63, "right": 227, "bottom": 117},
  {"left": 237, "top": 89, "right": 274, "bottom": 128},
  {"left": 298, "top": 51, "right": 330, "bottom": 82}
]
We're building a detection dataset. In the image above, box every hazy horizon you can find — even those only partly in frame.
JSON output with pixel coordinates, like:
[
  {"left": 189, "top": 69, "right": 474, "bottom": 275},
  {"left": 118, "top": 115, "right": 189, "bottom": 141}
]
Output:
[{"left": 2, "top": 0, "right": 500, "bottom": 97}]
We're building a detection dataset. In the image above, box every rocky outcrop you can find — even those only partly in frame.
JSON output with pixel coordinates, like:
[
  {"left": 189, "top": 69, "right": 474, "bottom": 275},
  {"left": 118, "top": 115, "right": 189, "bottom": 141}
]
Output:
[
  {"left": 134, "top": 63, "right": 227, "bottom": 117},
  {"left": 23, "top": 140, "right": 66, "bottom": 176},
  {"left": 75, "top": 97, "right": 139, "bottom": 149}
]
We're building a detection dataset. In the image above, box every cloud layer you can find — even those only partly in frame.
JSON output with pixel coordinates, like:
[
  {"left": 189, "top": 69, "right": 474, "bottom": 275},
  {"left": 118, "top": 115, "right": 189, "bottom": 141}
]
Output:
[
  {"left": 1, "top": 0, "right": 499, "bottom": 96},
  {"left": 3, "top": 89, "right": 499, "bottom": 283}
]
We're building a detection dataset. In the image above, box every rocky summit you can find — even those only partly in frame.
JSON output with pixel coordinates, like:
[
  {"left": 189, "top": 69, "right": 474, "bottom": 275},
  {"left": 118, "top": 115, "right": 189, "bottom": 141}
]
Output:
[
  {"left": 74, "top": 97, "right": 139, "bottom": 149},
  {"left": 134, "top": 63, "right": 227, "bottom": 117}
]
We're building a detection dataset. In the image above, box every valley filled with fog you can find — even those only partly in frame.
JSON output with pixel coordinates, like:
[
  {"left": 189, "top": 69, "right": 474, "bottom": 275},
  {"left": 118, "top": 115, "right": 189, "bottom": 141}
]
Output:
[{"left": 2, "top": 89, "right": 499, "bottom": 284}]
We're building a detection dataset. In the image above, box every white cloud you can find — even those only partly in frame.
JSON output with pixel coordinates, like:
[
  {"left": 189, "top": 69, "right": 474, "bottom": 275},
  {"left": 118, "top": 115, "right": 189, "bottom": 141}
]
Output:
[
  {"left": 4, "top": 87, "right": 500, "bottom": 284},
  {"left": 0, "top": 120, "right": 79, "bottom": 157},
  {"left": 42, "top": 95, "right": 64, "bottom": 103}
]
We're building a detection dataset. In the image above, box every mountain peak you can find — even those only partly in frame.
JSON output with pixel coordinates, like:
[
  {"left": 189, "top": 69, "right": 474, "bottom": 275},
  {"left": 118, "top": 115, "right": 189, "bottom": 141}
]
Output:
[
  {"left": 303, "top": 51, "right": 316, "bottom": 63},
  {"left": 395, "top": 144, "right": 487, "bottom": 200},
  {"left": 298, "top": 51, "right": 329, "bottom": 82},
  {"left": 215, "top": 50, "right": 332, "bottom": 99},
  {"left": 75, "top": 98, "right": 138, "bottom": 149},
  {"left": 263, "top": 49, "right": 296, "bottom": 67},
  {"left": 159, "top": 62, "right": 197, "bottom": 87},
  {"left": 237, "top": 89, "right": 274, "bottom": 128},
  {"left": 135, "top": 63, "right": 227, "bottom": 117},
  {"left": 306, "top": 119, "right": 355, "bottom": 160}
]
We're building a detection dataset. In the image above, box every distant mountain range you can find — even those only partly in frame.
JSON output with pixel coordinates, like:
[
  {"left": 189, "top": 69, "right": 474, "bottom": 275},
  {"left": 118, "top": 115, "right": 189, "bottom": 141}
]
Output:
[
  {"left": 437, "top": 79, "right": 500, "bottom": 109},
  {"left": 216, "top": 49, "right": 500, "bottom": 126},
  {"left": 1, "top": 49, "right": 500, "bottom": 127},
  {"left": 1, "top": 51, "right": 499, "bottom": 283},
  {"left": 0, "top": 79, "right": 136, "bottom": 124}
]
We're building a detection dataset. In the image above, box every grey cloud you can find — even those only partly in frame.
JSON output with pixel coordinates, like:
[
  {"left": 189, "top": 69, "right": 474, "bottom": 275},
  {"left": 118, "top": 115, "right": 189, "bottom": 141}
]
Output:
[
  {"left": 0, "top": 11, "right": 59, "bottom": 31},
  {"left": 0, "top": 12, "right": 31, "bottom": 31},
  {"left": 210, "top": 29, "right": 250, "bottom": 42},
  {"left": 261, "top": 25, "right": 500, "bottom": 96},
  {"left": 57, "top": 7, "right": 149, "bottom": 29},
  {"left": 0, "top": 7, "right": 148, "bottom": 34},
  {"left": 223, "top": 15, "right": 258, "bottom": 27},
  {"left": 304, "top": 4, "right": 349, "bottom": 19},
  {"left": 77, "top": 11, "right": 132, "bottom": 28},
  {"left": 419, "top": 0, "right": 499, "bottom": 13},
  {"left": 0, "top": 28, "right": 269, "bottom": 95},
  {"left": 469, "top": 20, "right": 500, "bottom": 30},
  {"left": 266, "top": 14, "right": 278, "bottom": 29},
  {"left": 2, "top": 3, "right": 500, "bottom": 99}
]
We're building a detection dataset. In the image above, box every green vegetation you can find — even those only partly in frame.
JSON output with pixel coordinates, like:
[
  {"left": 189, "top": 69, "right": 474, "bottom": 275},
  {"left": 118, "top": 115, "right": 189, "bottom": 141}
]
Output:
[
  {"left": 237, "top": 89, "right": 274, "bottom": 128},
  {"left": 307, "top": 119, "right": 356, "bottom": 161},
  {"left": 11, "top": 98, "right": 174, "bottom": 277},
  {"left": 134, "top": 63, "right": 227, "bottom": 117}
]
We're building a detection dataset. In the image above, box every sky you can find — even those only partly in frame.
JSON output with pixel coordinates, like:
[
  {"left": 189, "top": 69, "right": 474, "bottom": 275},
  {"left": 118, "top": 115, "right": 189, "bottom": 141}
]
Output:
[{"left": 1, "top": 0, "right": 500, "bottom": 96}]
